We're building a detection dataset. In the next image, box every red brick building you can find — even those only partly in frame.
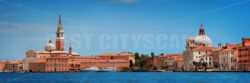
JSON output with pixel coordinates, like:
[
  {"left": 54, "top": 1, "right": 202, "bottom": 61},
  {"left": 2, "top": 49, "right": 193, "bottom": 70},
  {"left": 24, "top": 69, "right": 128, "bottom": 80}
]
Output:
[
  {"left": 29, "top": 59, "right": 46, "bottom": 72},
  {"left": 4, "top": 61, "right": 23, "bottom": 72},
  {"left": 0, "top": 61, "right": 5, "bottom": 72},
  {"left": 29, "top": 53, "right": 134, "bottom": 72},
  {"left": 238, "top": 38, "right": 250, "bottom": 71},
  {"left": 151, "top": 54, "right": 183, "bottom": 71}
]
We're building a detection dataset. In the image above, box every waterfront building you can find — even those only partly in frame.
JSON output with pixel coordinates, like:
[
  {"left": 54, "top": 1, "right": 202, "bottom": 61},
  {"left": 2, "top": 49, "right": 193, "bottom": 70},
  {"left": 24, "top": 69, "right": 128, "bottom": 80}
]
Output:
[
  {"left": 151, "top": 54, "right": 183, "bottom": 71},
  {"left": 200, "top": 54, "right": 213, "bottom": 71},
  {"left": 211, "top": 44, "right": 222, "bottom": 70},
  {"left": 29, "top": 59, "right": 46, "bottom": 72},
  {"left": 45, "top": 57, "right": 70, "bottom": 72},
  {"left": 195, "top": 45, "right": 223, "bottom": 71},
  {"left": 4, "top": 61, "right": 23, "bottom": 72},
  {"left": 238, "top": 38, "right": 250, "bottom": 71},
  {"left": 0, "top": 61, "right": 5, "bottom": 72},
  {"left": 80, "top": 58, "right": 130, "bottom": 71},
  {"left": 29, "top": 53, "right": 133, "bottom": 72},
  {"left": 96, "top": 52, "right": 135, "bottom": 64},
  {"left": 75, "top": 52, "right": 133, "bottom": 71},
  {"left": 219, "top": 44, "right": 241, "bottom": 71}
]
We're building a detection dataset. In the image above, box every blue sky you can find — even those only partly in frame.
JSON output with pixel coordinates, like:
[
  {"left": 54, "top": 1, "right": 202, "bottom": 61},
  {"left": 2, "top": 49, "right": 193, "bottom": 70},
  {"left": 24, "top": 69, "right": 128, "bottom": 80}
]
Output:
[{"left": 0, "top": 0, "right": 250, "bottom": 60}]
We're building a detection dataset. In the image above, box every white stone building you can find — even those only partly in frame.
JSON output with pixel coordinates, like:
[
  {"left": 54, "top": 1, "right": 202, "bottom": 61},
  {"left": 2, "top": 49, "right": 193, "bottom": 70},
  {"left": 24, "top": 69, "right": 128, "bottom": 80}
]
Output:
[{"left": 201, "top": 54, "right": 213, "bottom": 68}]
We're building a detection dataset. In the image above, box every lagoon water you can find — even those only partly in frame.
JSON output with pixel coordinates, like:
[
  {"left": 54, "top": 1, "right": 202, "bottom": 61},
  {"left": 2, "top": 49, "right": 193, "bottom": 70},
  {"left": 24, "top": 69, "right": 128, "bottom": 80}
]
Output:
[{"left": 0, "top": 72, "right": 249, "bottom": 83}]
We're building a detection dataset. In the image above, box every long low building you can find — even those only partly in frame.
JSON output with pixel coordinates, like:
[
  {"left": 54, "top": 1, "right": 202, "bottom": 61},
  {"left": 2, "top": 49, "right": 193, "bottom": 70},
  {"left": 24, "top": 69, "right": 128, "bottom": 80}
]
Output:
[{"left": 29, "top": 53, "right": 134, "bottom": 72}]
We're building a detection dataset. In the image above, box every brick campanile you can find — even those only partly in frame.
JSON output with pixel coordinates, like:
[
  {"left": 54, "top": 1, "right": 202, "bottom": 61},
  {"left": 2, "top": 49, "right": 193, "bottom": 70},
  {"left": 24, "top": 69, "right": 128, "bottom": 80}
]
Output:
[{"left": 56, "top": 15, "right": 64, "bottom": 51}]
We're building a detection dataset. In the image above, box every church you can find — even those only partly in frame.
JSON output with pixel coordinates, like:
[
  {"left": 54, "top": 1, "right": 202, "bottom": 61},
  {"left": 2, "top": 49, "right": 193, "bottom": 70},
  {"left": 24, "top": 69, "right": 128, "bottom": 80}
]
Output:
[
  {"left": 22, "top": 16, "right": 135, "bottom": 72},
  {"left": 183, "top": 24, "right": 243, "bottom": 71},
  {"left": 184, "top": 24, "right": 215, "bottom": 71}
]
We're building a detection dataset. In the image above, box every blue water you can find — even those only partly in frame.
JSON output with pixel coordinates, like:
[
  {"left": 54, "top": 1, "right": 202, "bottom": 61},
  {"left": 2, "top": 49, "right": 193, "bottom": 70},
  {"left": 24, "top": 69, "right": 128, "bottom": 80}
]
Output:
[{"left": 0, "top": 72, "right": 249, "bottom": 83}]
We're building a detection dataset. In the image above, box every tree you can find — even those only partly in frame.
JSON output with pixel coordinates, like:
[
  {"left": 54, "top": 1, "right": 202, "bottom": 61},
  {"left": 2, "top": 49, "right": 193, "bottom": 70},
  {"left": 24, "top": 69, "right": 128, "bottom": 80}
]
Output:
[
  {"left": 134, "top": 52, "right": 140, "bottom": 60},
  {"left": 135, "top": 54, "right": 151, "bottom": 70},
  {"left": 151, "top": 52, "right": 155, "bottom": 59},
  {"left": 202, "top": 62, "right": 208, "bottom": 71},
  {"left": 193, "top": 61, "right": 201, "bottom": 71},
  {"left": 138, "top": 54, "right": 148, "bottom": 68},
  {"left": 193, "top": 61, "right": 197, "bottom": 71},
  {"left": 134, "top": 53, "right": 154, "bottom": 71},
  {"left": 129, "top": 60, "right": 134, "bottom": 68}
]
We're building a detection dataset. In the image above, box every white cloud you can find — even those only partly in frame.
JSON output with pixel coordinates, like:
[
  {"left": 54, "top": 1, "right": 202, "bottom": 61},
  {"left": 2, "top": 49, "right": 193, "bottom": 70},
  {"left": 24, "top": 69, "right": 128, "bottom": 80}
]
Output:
[{"left": 0, "top": 21, "right": 52, "bottom": 33}]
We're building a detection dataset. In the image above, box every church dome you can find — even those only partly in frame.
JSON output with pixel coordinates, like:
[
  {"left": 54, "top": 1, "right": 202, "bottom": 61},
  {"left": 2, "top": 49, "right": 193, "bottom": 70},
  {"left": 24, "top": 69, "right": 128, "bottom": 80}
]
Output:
[
  {"left": 195, "top": 35, "right": 212, "bottom": 45},
  {"left": 194, "top": 24, "right": 212, "bottom": 46},
  {"left": 44, "top": 38, "right": 55, "bottom": 51}
]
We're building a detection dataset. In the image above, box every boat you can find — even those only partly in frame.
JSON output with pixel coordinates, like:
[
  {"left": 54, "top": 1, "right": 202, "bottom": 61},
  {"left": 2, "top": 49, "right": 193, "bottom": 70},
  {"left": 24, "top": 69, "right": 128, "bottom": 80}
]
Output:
[
  {"left": 98, "top": 67, "right": 117, "bottom": 72},
  {"left": 81, "top": 66, "right": 99, "bottom": 72}
]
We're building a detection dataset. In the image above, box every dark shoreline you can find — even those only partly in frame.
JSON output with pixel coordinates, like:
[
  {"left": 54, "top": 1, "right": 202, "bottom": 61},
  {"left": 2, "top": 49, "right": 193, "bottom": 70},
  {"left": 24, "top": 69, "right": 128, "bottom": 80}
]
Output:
[{"left": 1, "top": 71, "right": 249, "bottom": 73}]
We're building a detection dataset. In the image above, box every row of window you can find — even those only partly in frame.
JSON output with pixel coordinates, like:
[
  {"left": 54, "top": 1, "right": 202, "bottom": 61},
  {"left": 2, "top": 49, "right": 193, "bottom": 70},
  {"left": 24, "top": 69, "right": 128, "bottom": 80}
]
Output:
[
  {"left": 221, "top": 58, "right": 234, "bottom": 63},
  {"left": 239, "top": 54, "right": 250, "bottom": 57},
  {"left": 47, "top": 59, "right": 67, "bottom": 62},
  {"left": 46, "top": 64, "right": 68, "bottom": 67},
  {"left": 221, "top": 52, "right": 233, "bottom": 55},
  {"left": 196, "top": 56, "right": 201, "bottom": 58},
  {"left": 198, "top": 51, "right": 209, "bottom": 55},
  {"left": 196, "top": 56, "right": 212, "bottom": 60},
  {"left": 39, "top": 56, "right": 49, "bottom": 58},
  {"left": 238, "top": 60, "right": 250, "bottom": 63},
  {"left": 47, "top": 69, "right": 68, "bottom": 71},
  {"left": 239, "top": 49, "right": 250, "bottom": 51},
  {"left": 201, "top": 57, "right": 212, "bottom": 61}
]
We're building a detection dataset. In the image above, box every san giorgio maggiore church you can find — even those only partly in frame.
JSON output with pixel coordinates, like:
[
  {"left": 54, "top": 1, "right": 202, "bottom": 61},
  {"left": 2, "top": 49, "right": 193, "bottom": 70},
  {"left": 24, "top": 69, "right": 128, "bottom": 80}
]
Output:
[{"left": 21, "top": 16, "right": 135, "bottom": 72}]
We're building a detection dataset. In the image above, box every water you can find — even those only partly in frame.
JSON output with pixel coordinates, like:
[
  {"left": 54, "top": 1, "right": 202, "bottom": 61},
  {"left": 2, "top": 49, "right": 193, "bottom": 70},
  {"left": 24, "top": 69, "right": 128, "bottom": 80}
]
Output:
[{"left": 0, "top": 72, "right": 249, "bottom": 83}]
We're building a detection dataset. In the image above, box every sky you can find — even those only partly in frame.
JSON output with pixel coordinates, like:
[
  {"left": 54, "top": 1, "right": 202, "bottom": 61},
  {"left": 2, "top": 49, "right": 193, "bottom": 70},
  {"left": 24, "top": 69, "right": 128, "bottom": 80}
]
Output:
[{"left": 0, "top": 0, "right": 250, "bottom": 60}]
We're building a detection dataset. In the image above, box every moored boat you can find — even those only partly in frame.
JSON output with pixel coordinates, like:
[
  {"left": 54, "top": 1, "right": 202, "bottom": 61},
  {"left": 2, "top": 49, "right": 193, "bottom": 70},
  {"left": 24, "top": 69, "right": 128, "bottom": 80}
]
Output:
[
  {"left": 98, "top": 67, "right": 117, "bottom": 72},
  {"left": 81, "top": 66, "right": 99, "bottom": 72}
]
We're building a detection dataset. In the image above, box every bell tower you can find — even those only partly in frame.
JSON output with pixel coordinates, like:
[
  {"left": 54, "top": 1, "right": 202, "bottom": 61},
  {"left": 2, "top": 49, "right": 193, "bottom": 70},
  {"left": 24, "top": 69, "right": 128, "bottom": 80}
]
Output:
[{"left": 56, "top": 15, "right": 64, "bottom": 51}]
